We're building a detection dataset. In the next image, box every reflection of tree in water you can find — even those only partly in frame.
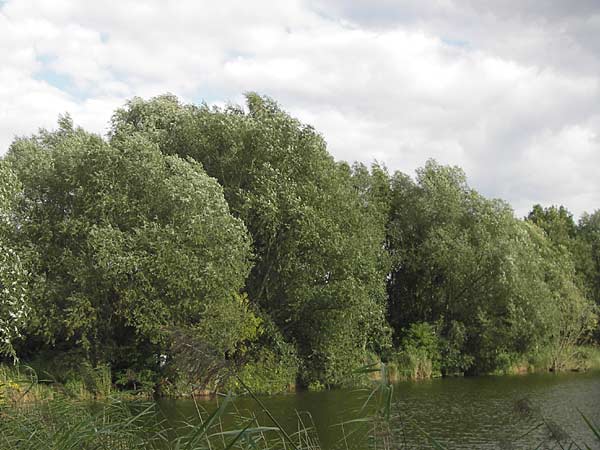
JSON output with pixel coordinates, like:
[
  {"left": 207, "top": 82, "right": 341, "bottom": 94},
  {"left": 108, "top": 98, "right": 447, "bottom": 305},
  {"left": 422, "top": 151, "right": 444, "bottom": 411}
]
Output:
[{"left": 507, "top": 397, "right": 592, "bottom": 450}]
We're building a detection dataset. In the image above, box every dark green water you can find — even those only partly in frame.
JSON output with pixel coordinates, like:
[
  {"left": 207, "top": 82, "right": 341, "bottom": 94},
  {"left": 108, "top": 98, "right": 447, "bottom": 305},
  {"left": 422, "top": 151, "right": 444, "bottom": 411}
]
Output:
[{"left": 157, "top": 371, "right": 600, "bottom": 449}]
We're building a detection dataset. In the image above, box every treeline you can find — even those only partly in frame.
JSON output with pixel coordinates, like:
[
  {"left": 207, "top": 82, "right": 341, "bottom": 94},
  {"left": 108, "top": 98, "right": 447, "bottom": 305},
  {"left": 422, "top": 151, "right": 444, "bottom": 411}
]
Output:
[{"left": 0, "top": 94, "right": 598, "bottom": 393}]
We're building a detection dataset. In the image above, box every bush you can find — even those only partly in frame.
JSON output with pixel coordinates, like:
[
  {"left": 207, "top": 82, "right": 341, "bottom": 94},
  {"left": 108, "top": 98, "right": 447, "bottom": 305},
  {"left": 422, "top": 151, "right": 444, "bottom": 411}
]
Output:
[
  {"left": 394, "top": 323, "right": 441, "bottom": 380},
  {"left": 226, "top": 319, "right": 299, "bottom": 395},
  {"left": 439, "top": 321, "right": 474, "bottom": 375},
  {"left": 230, "top": 346, "right": 297, "bottom": 394}
]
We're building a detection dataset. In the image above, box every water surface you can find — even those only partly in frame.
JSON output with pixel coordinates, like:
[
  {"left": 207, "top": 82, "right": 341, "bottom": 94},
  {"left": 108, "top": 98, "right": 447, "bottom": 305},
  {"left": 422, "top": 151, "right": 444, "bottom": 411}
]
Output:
[{"left": 158, "top": 371, "right": 600, "bottom": 449}]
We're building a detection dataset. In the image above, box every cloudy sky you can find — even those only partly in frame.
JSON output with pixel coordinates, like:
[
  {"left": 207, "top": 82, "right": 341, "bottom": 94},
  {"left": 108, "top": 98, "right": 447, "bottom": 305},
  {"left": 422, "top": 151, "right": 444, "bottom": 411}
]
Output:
[{"left": 1, "top": 0, "right": 599, "bottom": 217}]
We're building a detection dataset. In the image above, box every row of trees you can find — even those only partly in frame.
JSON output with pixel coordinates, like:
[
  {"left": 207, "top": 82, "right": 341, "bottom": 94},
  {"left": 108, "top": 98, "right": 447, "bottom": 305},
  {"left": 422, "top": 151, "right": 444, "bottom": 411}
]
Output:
[{"left": 0, "top": 94, "right": 598, "bottom": 389}]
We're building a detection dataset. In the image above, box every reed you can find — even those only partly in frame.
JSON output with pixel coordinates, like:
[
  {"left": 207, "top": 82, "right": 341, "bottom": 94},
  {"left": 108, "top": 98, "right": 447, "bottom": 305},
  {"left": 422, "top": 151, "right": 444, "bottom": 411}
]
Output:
[{"left": 0, "top": 364, "right": 598, "bottom": 449}]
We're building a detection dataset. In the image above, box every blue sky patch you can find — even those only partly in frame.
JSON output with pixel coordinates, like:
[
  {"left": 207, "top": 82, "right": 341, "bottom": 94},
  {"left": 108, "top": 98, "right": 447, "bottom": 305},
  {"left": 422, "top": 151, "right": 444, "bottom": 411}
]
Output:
[
  {"left": 34, "top": 55, "right": 88, "bottom": 100},
  {"left": 442, "top": 37, "right": 469, "bottom": 48}
]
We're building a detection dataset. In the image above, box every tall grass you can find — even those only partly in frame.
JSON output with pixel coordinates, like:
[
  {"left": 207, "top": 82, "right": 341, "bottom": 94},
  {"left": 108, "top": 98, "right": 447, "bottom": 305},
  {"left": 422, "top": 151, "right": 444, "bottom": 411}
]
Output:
[
  {"left": 0, "top": 393, "right": 324, "bottom": 450},
  {"left": 0, "top": 364, "right": 55, "bottom": 404},
  {"left": 0, "top": 396, "right": 162, "bottom": 449},
  {"left": 0, "top": 368, "right": 321, "bottom": 450},
  {"left": 518, "top": 344, "right": 600, "bottom": 374},
  {"left": 0, "top": 361, "right": 144, "bottom": 403},
  {"left": 1, "top": 364, "right": 599, "bottom": 449}
]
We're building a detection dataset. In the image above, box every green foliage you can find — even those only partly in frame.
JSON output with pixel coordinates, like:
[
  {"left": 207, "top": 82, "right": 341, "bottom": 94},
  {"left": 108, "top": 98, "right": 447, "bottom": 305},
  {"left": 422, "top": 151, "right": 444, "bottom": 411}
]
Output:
[
  {"left": 0, "top": 163, "right": 28, "bottom": 360},
  {"left": 78, "top": 362, "right": 112, "bottom": 398},
  {"left": 228, "top": 316, "right": 299, "bottom": 394},
  {"left": 576, "top": 210, "right": 600, "bottom": 340},
  {"left": 535, "top": 241, "right": 598, "bottom": 370},
  {"left": 114, "top": 368, "right": 158, "bottom": 396},
  {"left": 190, "top": 293, "right": 263, "bottom": 362},
  {"left": 438, "top": 321, "right": 473, "bottom": 375},
  {"left": 527, "top": 204, "right": 577, "bottom": 248},
  {"left": 110, "top": 94, "right": 391, "bottom": 386},
  {"left": 227, "top": 343, "right": 298, "bottom": 395},
  {"left": 386, "top": 160, "right": 597, "bottom": 374},
  {"left": 4, "top": 119, "right": 252, "bottom": 379},
  {"left": 0, "top": 365, "right": 49, "bottom": 406},
  {"left": 395, "top": 322, "right": 441, "bottom": 379},
  {"left": 526, "top": 205, "right": 599, "bottom": 363},
  {"left": 0, "top": 245, "right": 27, "bottom": 360},
  {"left": 2, "top": 94, "right": 600, "bottom": 389}
]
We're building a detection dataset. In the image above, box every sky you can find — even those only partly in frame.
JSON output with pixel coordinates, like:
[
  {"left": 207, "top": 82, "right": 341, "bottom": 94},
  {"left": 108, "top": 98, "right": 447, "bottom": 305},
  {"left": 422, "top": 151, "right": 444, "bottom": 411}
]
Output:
[{"left": 1, "top": 0, "right": 599, "bottom": 217}]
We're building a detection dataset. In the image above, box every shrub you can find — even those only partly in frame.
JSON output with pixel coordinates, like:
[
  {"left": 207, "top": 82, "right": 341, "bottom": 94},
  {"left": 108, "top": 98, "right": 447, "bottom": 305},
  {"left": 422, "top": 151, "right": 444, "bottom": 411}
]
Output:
[{"left": 394, "top": 322, "right": 441, "bottom": 380}]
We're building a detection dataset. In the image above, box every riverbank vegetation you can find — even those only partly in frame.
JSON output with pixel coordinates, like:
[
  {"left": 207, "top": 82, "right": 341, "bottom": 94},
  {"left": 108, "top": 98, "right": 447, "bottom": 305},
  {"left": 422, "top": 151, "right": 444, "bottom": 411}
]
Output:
[
  {"left": 1, "top": 94, "right": 599, "bottom": 396},
  {"left": 1, "top": 364, "right": 599, "bottom": 449}
]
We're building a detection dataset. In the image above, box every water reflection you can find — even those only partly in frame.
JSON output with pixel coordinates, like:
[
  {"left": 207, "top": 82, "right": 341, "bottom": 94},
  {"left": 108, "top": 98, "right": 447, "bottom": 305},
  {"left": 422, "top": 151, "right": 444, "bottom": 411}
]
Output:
[{"left": 157, "top": 371, "right": 600, "bottom": 449}]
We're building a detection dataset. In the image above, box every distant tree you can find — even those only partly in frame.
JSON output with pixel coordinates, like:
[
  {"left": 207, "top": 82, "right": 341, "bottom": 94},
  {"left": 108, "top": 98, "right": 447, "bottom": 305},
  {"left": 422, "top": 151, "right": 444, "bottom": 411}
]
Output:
[
  {"left": 531, "top": 225, "right": 598, "bottom": 370},
  {"left": 527, "top": 204, "right": 577, "bottom": 248},
  {"left": 386, "top": 160, "right": 596, "bottom": 374},
  {"left": 5, "top": 118, "right": 254, "bottom": 373},
  {"left": 577, "top": 210, "right": 600, "bottom": 339},
  {"left": 527, "top": 204, "right": 600, "bottom": 342}
]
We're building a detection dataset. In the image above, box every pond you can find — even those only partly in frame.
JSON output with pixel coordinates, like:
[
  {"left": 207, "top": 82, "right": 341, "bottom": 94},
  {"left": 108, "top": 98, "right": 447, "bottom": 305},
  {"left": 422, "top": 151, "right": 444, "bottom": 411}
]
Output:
[{"left": 157, "top": 371, "right": 600, "bottom": 449}]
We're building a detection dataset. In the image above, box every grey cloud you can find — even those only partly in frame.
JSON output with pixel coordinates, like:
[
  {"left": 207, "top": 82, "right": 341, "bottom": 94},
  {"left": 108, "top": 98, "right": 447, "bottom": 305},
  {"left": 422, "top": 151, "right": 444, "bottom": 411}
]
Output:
[
  {"left": 1, "top": 0, "right": 600, "bottom": 217},
  {"left": 312, "top": 0, "right": 600, "bottom": 76}
]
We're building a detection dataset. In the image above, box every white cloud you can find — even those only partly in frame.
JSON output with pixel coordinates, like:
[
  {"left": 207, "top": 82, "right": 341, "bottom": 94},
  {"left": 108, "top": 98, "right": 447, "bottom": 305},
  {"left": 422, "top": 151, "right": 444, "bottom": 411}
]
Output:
[{"left": 1, "top": 0, "right": 599, "bottom": 217}]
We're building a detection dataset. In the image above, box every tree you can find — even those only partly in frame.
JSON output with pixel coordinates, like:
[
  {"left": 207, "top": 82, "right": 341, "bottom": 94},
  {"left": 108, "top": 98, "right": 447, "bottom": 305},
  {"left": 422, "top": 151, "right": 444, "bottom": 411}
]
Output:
[
  {"left": 386, "top": 160, "right": 593, "bottom": 374},
  {"left": 574, "top": 210, "right": 600, "bottom": 340},
  {"left": 110, "top": 94, "right": 392, "bottom": 385},
  {"left": 527, "top": 204, "right": 577, "bottom": 248},
  {"left": 538, "top": 242, "right": 597, "bottom": 370},
  {"left": 5, "top": 117, "right": 254, "bottom": 375},
  {"left": 0, "top": 162, "right": 27, "bottom": 360},
  {"left": 527, "top": 205, "right": 600, "bottom": 344}
]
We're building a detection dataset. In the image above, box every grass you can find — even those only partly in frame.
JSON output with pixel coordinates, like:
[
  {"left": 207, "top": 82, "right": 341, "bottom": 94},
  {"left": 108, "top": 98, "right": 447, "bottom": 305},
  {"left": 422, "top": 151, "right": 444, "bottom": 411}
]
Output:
[
  {"left": 0, "top": 364, "right": 56, "bottom": 404},
  {"left": 0, "top": 361, "right": 153, "bottom": 404},
  {"left": 0, "top": 367, "right": 321, "bottom": 450},
  {"left": 579, "top": 345, "right": 600, "bottom": 371},
  {"left": 508, "top": 345, "right": 600, "bottom": 375},
  {"left": 0, "top": 392, "right": 323, "bottom": 450},
  {"left": 1, "top": 363, "right": 599, "bottom": 449}
]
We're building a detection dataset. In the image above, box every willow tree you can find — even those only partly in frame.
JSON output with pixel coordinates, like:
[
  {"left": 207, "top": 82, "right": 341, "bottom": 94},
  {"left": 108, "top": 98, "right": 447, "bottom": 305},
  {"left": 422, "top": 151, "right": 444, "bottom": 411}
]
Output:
[
  {"left": 528, "top": 205, "right": 600, "bottom": 346},
  {"left": 386, "top": 160, "right": 596, "bottom": 374},
  {"left": 110, "top": 95, "right": 391, "bottom": 385},
  {"left": 5, "top": 117, "right": 254, "bottom": 373},
  {"left": 0, "top": 163, "right": 27, "bottom": 359}
]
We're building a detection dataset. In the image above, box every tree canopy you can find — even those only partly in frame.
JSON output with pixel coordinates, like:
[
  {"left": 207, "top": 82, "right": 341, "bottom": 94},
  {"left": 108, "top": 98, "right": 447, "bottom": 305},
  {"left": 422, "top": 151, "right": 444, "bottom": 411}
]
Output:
[
  {"left": 109, "top": 94, "right": 391, "bottom": 385},
  {"left": 386, "top": 161, "right": 596, "bottom": 373},
  {"left": 0, "top": 162, "right": 27, "bottom": 359},
  {"left": 5, "top": 117, "right": 254, "bottom": 373},
  {"left": 0, "top": 95, "right": 598, "bottom": 390}
]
